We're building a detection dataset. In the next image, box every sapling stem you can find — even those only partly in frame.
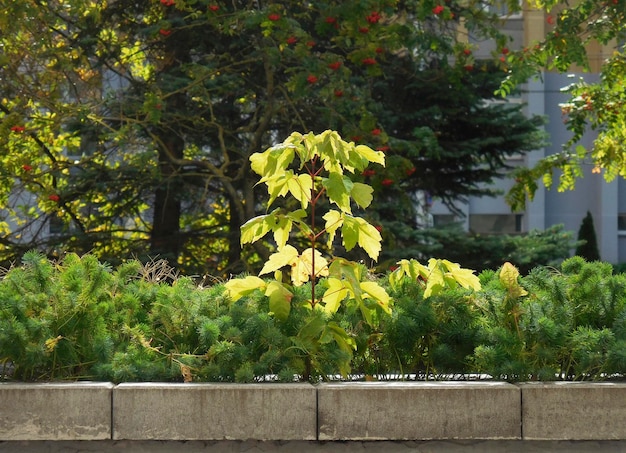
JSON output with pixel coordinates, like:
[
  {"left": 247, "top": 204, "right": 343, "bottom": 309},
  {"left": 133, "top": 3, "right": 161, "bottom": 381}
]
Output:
[{"left": 309, "top": 157, "right": 317, "bottom": 308}]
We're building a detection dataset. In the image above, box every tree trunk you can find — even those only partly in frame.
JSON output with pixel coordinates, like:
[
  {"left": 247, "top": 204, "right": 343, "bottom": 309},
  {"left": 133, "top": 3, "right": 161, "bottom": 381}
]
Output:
[{"left": 150, "top": 131, "right": 184, "bottom": 262}]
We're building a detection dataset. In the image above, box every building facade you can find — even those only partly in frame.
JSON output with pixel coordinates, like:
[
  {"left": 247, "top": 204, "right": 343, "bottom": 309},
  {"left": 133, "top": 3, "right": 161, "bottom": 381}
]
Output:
[{"left": 430, "top": 3, "right": 624, "bottom": 264}]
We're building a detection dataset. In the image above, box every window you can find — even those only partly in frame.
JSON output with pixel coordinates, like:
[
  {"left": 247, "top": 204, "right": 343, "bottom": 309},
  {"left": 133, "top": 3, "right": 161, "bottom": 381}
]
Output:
[
  {"left": 433, "top": 214, "right": 458, "bottom": 228},
  {"left": 482, "top": 1, "right": 522, "bottom": 18},
  {"left": 469, "top": 214, "right": 523, "bottom": 234}
]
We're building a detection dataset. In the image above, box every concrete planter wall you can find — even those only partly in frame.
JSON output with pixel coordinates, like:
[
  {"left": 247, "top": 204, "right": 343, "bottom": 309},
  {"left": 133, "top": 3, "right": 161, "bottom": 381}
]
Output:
[{"left": 2, "top": 381, "right": 626, "bottom": 442}]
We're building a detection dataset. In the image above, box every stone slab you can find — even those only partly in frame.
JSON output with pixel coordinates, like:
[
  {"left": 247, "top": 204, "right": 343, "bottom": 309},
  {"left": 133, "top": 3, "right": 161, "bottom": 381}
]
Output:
[
  {"left": 112, "top": 383, "right": 317, "bottom": 440},
  {"left": 317, "top": 381, "right": 521, "bottom": 440},
  {"left": 520, "top": 382, "right": 626, "bottom": 440},
  {"left": 0, "top": 382, "right": 113, "bottom": 440},
  {"left": 5, "top": 440, "right": 626, "bottom": 453}
]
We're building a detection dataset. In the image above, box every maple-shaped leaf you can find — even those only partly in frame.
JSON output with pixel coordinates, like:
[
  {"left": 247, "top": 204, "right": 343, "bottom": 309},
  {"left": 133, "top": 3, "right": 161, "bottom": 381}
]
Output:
[
  {"left": 354, "top": 144, "right": 385, "bottom": 168},
  {"left": 360, "top": 281, "right": 392, "bottom": 314},
  {"left": 423, "top": 259, "right": 481, "bottom": 298},
  {"left": 423, "top": 261, "right": 446, "bottom": 299},
  {"left": 297, "top": 131, "right": 321, "bottom": 164},
  {"left": 287, "top": 173, "right": 313, "bottom": 209},
  {"left": 324, "top": 172, "right": 354, "bottom": 213},
  {"left": 438, "top": 259, "right": 481, "bottom": 292},
  {"left": 390, "top": 258, "right": 479, "bottom": 298},
  {"left": 389, "top": 258, "right": 429, "bottom": 290},
  {"left": 240, "top": 212, "right": 275, "bottom": 245},
  {"left": 323, "top": 210, "right": 343, "bottom": 248},
  {"left": 291, "top": 247, "right": 329, "bottom": 286},
  {"left": 351, "top": 182, "right": 374, "bottom": 209},
  {"left": 271, "top": 209, "right": 307, "bottom": 250},
  {"left": 342, "top": 215, "right": 382, "bottom": 261},
  {"left": 250, "top": 143, "right": 295, "bottom": 178},
  {"left": 224, "top": 275, "right": 266, "bottom": 302},
  {"left": 272, "top": 215, "right": 292, "bottom": 250},
  {"left": 321, "top": 277, "right": 351, "bottom": 314},
  {"left": 259, "top": 245, "right": 299, "bottom": 275},
  {"left": 265, "top": 280, "right": 293, "bottom": 321},
  {"left": 265, "top": 170, "right": 294, "bottom": 207}
]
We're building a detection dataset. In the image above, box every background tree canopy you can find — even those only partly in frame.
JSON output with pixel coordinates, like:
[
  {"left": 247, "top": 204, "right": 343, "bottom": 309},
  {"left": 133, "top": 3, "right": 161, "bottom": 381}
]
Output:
[{"left": 0, "top": 0, "right": 544, "bottom": 276}]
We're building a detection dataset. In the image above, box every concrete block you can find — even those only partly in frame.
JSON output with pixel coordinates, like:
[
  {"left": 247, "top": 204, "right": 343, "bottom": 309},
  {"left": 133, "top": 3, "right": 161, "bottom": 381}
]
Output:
[
  {"left": 112, "top": 383, "right": 317, "bottom": 440},
  {"left": 521, "top": 382, "right": 626, "bottom": 440},
  {"left": 318, "top": 381, "right": 521, "bottom": 440},
  {"left": 0, "top": 382, "right": 113, "bottom": 440}
]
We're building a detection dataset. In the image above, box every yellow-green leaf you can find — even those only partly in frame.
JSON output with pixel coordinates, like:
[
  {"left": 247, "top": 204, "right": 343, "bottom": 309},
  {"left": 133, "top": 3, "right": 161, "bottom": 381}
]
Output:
[
  {"left": 290, "top": 247, "right": 329, "bottom": 286},
  {"left": 321, "top": 277, "right": 351, "bottom": 314},
  {"left": 499, "top": 261, "right": 528, "bottom": 298},
  {"left": 342, "top": 215, "right": 382, "bottom": 261},
  {"left": 259, "top": 244, "right": 299, "bottom": 275},
  {"left": 288, "top": 173, "right": 313, "bottom": 209},
  {"left": 265, "top": 280, "right": 293, "bottom": 321},
  {"left": 250, "top": 144, "right": 295, "bottom": 179},
  {"left": 272, "top": 216, "right": 292, "bottom": 250},
  {"left": 423, "top": 262, "right": 446, "bottom": 299},
  {"left": 224, "top": 276, "right": 266, "bottom": 302},
  {"left": 351, "top": 182, "right": 374, "bottom": 209},
  {"left": 240, "top": 214, "right": 273, "bottom": 245},
  {"left": 360, "top": 281, "right": 392, "bottom": 314},
  {"left": 323, "top": 210, "right": 343, "bottom": 248},
  {"left": 265, "top": 170, "right": 294, "bottom": 207},
  {"left": 355, "top": 144, "right": 385, "bottom": 166}
]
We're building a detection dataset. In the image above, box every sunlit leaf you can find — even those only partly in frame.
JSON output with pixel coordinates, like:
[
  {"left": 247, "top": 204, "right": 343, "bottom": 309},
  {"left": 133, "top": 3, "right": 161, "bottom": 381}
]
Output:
[
  {"left": 499, "top": 261, "right": 528, "bottom": 298},
  {"left": 321, "top": 277, "right": 350, "bottom": 314},
  {"left": 224, "top": 275, "right": 266, "bottom": 302},
  {"left": 259, "top": 244, "right": 299, "bottom": 275},
  {"left": 290, "top": 247, "right": 329, "bottom": 286},
  {"left": 265, "top": 280, "right": 293, "bottom": 321},
  {"left": 288, "top": 173, "right": 313, "bottom": 209},
  {"left": 342, "top": 215, "right": 382, "bottom": 261},
  {"left": 240, "top": 213, "right": 274, "bottom": 245},
  {"left": 250, "top": 144, "right": 295, "bottom": 179},
  {"left": 323, "top": 210, "right": 343, "bottom": 248},
  {"left": 354, "top": 144, "right": 385, "bottom": 167},
  {"left": 351, "top": 182, "right": 374, "bottom": 209},
  {"left": 360, "top": 281, "right": 391, "bottom": 314}
]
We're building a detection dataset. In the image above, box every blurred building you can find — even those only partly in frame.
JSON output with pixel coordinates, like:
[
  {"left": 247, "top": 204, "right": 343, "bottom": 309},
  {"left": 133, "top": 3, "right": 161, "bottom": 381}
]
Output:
[{"left": 429, "top": 2, "right": 623, "bottom": 263}]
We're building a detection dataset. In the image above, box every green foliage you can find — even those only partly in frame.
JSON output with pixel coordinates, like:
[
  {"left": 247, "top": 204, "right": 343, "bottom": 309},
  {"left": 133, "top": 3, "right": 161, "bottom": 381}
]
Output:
[
  {"left": 225, "top": 130, "right": 391, "bottom": 379},
  {"left": 576, "top": 211, "right": 601, "bottom": 262},
  {"left": 387, "top": 223, "right": 578, "bottom": 274},
  {"left": 3, "top": 253, "right": 626, "bottom": 382},
  {"left": 0, "top": 0, "right": 538, "bottom": 277},
  {"left": 501, "top": 0, "right": 626, "bottom": 205},
  {"left": 471, "top": 257, "right": 626, "bottom": 381},
  {"left": 224, "top": 130, "right": 482, "bottom": 379}
]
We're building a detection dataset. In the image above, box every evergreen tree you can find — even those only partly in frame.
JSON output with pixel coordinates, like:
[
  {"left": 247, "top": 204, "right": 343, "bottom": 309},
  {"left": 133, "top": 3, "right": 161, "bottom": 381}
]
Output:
[
  {"left": 0, "top": 1, "right": 537, "bottom": 276},
  {"left": 576, "top": 211, "right": 601, "bottom": 262},
  {"left": 359, "top": 58, "right": 546, "bottom": 266}
]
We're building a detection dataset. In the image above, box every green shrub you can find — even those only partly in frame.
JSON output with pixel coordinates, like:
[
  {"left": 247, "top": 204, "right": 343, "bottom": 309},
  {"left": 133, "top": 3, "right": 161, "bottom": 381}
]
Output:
[
  {"left": 3, "top": 252, "right": 626, "bottom": 382},
  {"left": 394, "top": 223, "right": 578, "bottom": 274}
]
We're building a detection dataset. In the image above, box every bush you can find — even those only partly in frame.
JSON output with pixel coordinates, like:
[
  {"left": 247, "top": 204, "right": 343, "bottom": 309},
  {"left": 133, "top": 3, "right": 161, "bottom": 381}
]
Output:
[
  {"left": 2, "top": 253, "right": 626, "bottom": 382},
  {"left": 382, "top": 223, "right": 579, "bottom": 274}
]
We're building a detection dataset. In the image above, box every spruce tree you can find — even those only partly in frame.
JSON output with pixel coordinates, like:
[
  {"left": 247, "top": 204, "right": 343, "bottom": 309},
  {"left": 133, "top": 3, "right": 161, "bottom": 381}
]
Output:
[
  {"left": 359, "top": 58, "right": 546, "bottom": 267},
  {"left": 575, "top": 211, "right": 601, "bottom": 261}
]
